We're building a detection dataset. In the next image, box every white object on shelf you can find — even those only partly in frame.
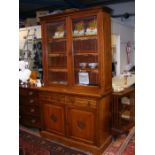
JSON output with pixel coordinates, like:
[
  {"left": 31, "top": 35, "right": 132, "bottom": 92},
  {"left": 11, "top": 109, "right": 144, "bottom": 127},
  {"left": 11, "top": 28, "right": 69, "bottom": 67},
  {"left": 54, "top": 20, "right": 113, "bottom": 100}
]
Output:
[
  {"left": 121, "top": 97, "right": 130, "bottom": 105},
  {"left": 53, "top": 32, "right": 64, "bottom": 38},
  {"left": 79, "top": 62, "right": 87, "bottom": 69},
  {"left": 85, "top": 28, "right": 97, "bottom": 35},
  {"left": 73, "top": 30, "right": 85, "bottom": 36},
  {"left": 36, "top": 79, "right": 42, "bottom": 87},
  {"left": 88, "top": 63, "right": 98, "bottom": 69},
  {"left": 121, "top": 110, "right": 130, "bottom": 120},
  {"left": 78, "top": 72, "right": 89, "bottom": 85},
  {"left": 112, "top": 74, "right": 135, "bottom": 92},
  {"left": 19, "top": 69, "right": 31, "bottom": 83}
]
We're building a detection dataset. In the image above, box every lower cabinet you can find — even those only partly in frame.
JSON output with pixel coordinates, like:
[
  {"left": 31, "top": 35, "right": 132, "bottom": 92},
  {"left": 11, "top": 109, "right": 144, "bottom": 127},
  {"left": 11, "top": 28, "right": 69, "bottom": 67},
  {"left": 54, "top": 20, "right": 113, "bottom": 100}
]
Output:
[{"left": 40, "top": 91, "right": 112, "bottom": 155}]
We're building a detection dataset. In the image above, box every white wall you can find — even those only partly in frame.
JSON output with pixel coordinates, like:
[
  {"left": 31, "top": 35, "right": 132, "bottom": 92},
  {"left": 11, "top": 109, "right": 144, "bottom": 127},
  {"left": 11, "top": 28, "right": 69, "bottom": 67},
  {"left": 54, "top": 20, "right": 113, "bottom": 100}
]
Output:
[
  {"left": 107, "top": 2, "right": 135, "bottom": 28},
  {"left": 111, "top": 19, "right": 135, "bottom": 74}
]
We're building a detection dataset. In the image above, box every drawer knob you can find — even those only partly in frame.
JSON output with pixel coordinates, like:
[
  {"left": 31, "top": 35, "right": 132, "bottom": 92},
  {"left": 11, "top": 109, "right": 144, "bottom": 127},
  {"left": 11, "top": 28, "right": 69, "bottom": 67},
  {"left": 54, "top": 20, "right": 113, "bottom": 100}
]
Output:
[
  {"left": 29, "top": 99, "right": 34, "bottom": 103},
  {"left": 77, "top": 121, "right": 86, "bottom": 129},
  {"left": 50, "top": 114, "right": 58, "bottom": 122},
  {"left": 28, "top": 91, "right": 33, "bottom": 96},
  {"left": 31, "top": 119, "right": 36, "bottom": 123},
  {"left": 30, "top": 109, "right": 35, "bottom": 112}
]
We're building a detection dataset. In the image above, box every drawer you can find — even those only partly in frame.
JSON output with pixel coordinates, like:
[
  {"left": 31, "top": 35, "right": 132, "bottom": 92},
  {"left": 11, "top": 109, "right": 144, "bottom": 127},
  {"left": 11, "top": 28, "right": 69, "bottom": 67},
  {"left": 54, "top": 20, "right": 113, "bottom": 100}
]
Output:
[
  {"left": 20, "top": 105, "right": 40, "bottom": 116},
  {"left": 19, "top": 115, "right": 41, "bottom": 128},
  {"left": 19, "top": 96, "right": 39, "bottom": 105},
  {"left": 40, "top": 92, "right": 65, "bottom": 104},
  {"left": 66, "top": 96, "right": 96, "bottom": 108},
  {"left": 20, "top": 88, "right": 38, "bottom": 97}
]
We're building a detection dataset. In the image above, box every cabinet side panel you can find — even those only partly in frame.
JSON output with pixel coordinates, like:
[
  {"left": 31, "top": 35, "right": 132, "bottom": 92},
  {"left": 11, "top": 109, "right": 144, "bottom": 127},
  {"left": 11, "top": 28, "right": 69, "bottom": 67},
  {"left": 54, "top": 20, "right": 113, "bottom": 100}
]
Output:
[
  {"left": 41, "top": 21, "right": 48, "bottom": 85},
  {"left": 103, "top": 12, "right": 112, "bottom": 91},
  {"left": 98, "top": 94, "right": 111, "bottom": 145}
]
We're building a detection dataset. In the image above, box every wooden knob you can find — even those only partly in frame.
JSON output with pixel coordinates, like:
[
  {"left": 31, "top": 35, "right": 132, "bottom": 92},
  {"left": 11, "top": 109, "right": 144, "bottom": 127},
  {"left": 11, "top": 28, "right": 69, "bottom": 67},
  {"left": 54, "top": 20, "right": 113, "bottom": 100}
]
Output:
[{"left": 28, "top": 91, "right": 33, "bottom": 96}]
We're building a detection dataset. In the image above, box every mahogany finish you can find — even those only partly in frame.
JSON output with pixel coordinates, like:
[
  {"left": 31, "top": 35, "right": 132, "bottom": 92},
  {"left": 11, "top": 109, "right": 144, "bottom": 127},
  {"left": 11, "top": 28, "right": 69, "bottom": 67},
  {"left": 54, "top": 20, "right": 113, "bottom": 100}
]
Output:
[
  {"left": 39, "top": 90, "right": 112, "bottom": 155},
  {"left": 111, "top": 86, "right": 135, "bottom": 136},
  {"left": 39, "top": 7, "right": 112, "bottom": 155}
]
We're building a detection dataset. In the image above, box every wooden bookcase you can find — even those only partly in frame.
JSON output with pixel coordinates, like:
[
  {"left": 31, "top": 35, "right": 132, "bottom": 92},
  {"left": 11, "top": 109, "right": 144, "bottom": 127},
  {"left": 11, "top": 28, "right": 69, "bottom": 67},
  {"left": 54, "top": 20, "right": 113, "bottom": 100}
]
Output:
[{"left": 39, "top": 7, "right": 112, "bottom": 155}]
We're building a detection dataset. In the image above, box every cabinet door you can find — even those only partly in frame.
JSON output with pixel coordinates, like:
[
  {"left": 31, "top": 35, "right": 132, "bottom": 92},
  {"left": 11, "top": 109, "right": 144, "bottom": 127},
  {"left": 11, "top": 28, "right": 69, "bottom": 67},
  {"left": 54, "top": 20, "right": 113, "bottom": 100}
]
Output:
[
  {"left": 71, "top": 16, "right": 99, "bottom": 87},
  {"left": 43, "top": 103, "right": 65, "bottom": 135},
  {"left": 67, "top": 107, "right": 95, "bottom": 144},
  {"left": 44, "top": 20, "right": 68, "bottom": 85}
]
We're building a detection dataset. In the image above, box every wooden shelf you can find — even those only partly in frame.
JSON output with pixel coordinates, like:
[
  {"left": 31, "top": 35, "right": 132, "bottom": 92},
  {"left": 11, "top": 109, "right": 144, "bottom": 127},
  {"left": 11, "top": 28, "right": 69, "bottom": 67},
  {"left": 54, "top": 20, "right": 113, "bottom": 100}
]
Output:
[
  {"left": 74, "top": 52, "right": 98, "bottom": 56},
  {"left": 48, "top": 68, "right": 68, "bottom": 72},
  {"left": 75, "top": 68, "right": 99, "bottom": 73},
  {"left": 48, "top": 38, "right": 66, "bottom": 42},
  {"left": 48, "top": 53, "right": 66, "bottom": 57},
  {"left": 73, "top": 35, "right": 97, "bottom": 40},
  {"left": 111, "top": 87, "right": 135, "bottom": 136}
]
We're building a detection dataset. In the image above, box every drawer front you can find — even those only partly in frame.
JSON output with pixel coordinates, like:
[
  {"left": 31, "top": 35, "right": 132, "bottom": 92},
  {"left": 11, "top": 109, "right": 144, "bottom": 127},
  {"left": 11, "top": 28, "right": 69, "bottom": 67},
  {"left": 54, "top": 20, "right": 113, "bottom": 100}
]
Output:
[
  {"left": 20, "top": 88, "right": 38, "bottom": 97},
  {"left": 20, "top": 115, "right": 41, "bottom": 128},
  {"left": 40, "top": 92, "right": 65, "bottom": 104},
  {"left": 19, "top": 96, "right": 39, "bottom": 105},
  {"left": 20, "top": 105, "right": 40, "bottom": 116},
  {"left": 66, "top": 96, "right": 96, "bottom": 108}
]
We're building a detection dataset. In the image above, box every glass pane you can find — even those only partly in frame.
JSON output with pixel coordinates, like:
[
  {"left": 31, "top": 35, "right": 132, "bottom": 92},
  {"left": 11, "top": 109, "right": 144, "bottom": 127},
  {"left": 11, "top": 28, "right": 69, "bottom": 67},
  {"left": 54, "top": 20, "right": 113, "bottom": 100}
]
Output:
[
  {"left": 46, "top": 20, "right": 68, "bottom": 84},
  {"left": 47, "top": 21, "right": 66, "bottom": 39},
  {"left": 72, "top": 16, "right": 99, "bottom": 86},
  {"left": 48, "top": 71, "right": 67, "bottom": 85}
]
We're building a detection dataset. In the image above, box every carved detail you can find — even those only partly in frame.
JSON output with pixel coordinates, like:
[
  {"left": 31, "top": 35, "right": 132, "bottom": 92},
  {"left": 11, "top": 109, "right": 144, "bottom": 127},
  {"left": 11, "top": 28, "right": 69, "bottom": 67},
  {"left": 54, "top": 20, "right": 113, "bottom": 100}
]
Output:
[
  {"left": 50, "top": 114, "right": 58, "bottom": 122},
  {"left": 77, "top": 121, "right": 86, "bottom": 129},
  {"left": 31, "top": 119, "right": 36, "bottom": 123}
]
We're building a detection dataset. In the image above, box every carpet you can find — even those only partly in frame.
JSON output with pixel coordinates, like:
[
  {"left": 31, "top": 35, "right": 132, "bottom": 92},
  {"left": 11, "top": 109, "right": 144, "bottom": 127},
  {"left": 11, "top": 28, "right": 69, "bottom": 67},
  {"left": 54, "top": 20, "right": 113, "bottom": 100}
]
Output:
[
  {"left": 19, "top": 127, "right": 90, "bottom": 155},
  {"left": 19, "top": 126, "right": 134, "bottom": 155},
  {"left": 102, "top": 127, "right": 135, "bottom": 155}
]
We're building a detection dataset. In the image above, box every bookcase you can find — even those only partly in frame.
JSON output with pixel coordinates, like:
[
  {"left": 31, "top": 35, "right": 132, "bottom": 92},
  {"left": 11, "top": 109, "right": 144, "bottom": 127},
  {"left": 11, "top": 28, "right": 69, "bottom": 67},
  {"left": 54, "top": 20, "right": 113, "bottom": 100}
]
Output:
[{"left": 40, "top": 7, "right": 112, "bottom": 155}]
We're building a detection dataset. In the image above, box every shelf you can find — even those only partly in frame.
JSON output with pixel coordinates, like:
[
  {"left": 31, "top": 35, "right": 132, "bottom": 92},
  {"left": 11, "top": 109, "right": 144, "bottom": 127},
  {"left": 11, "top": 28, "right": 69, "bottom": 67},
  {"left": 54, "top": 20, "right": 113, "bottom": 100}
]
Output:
[
  {"left": 48, "top": 68, "right": 68, "bottom": 72},
  {"left": 74, "top": 52, "right": 98, "bottom": 56},
  {"left": 75, "top": 68, "right": 99, "bottom": 73},
  {"left": 48, "top": 53, "right": 66, "bottom": 57},
  {"left": 73, "top": 35, "right": 97, "bottom": 40},
  {"left": 48, "top": 38, "right": 66, "bottom": 42},
  {"left": 75, "top": 83, "right": 99, "bottom": 87},
  {"left": 50, "top": 81, "right": 68, "bottom": 85}
]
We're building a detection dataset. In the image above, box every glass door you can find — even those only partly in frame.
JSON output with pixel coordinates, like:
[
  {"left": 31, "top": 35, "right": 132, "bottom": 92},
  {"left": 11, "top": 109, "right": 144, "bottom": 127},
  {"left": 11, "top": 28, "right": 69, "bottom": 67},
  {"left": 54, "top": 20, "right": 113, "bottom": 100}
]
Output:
[
  {"left": 46, "top": 20, "right": 68, "bottom": 85},
  {"left": 72, "top": 16, "right": 99, "bottom": 87}
]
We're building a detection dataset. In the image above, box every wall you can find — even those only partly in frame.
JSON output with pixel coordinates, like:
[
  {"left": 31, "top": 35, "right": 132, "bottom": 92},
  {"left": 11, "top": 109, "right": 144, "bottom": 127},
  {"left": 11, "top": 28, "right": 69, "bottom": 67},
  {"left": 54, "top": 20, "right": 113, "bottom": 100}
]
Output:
[
  {"left": 107, "top": 2, "right": 135, "bottom": 28},
  {"left": 111, "top": 18, "right": 135, "bottom": 74}
]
